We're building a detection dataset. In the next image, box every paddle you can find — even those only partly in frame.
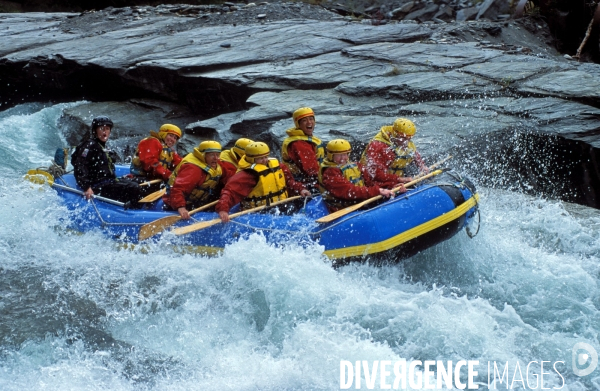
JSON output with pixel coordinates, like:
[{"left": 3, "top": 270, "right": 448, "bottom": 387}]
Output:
[
  {"left": 24, "top": 169, "right": 126, "bottom": 207},
  {"left": 139, "top": 179, "right": 162, "bottom": 187},
  {"left": 315, "top": 169, "right": 445, "bottom": 224},
  {"left": 314, "top": 155, "right": 452, "bottom": 224},
  {"left": 172, "top": 195, "right": 302, "bottom": 236},
  {"left": 427, "top": 155, "right": 452, "bottom": 171},
  {"left": 138, "top": 199, "right": 219, "bottom": 241},
  {"left": 139, "top": 187, "right": 166, "bottom": 203},
  {"left": 52, "top": 182, "right": 127, "bottom": 207}
]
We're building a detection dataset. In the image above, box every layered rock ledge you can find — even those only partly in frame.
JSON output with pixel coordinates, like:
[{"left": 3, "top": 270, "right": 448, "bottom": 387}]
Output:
[{"left": 1, "top": 4, "right": 599, "bottom": 208}]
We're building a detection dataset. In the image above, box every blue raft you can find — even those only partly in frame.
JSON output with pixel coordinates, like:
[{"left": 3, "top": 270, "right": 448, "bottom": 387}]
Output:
[{"left": 45, "top": 165, "right": 480, "bottom": 264}]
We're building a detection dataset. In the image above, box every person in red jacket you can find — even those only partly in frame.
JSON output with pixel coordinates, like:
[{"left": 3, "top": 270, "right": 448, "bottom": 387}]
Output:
[
  {"left": 280, "top": 107, "right": 325, "bottom": 193},
  {"left": 319, "top": 139, "right": 405, "bottom": 213},
  {"left": 361, "top": 118, "right": 427, "bottom": 185},
  {"left": 219, "top": 137, "right": 253, "bottom": 178},
  {"left": 130, "top": 124, "right": 183, "bottom": 181},
  {"left": 163, "top": 140, "right": 232, "bottom": 219},
  {"left": 216, "top": 142, "right": 311, "bottom": 223}
]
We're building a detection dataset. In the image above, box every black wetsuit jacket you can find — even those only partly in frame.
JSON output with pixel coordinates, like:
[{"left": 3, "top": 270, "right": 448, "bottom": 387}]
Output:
[{"left": 72, "top": 137, "right": 118, "bottom": 191}]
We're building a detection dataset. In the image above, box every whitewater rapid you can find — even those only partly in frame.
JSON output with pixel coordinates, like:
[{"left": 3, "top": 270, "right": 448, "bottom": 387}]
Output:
[{"left": 1, "top": 103, "right": 599, "bottom": 390}]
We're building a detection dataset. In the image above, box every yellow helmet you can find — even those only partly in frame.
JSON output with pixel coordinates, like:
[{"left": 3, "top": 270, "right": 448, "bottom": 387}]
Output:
[
  {"left": 158, "top": 124, "right": 182, "bottom": 140},
  {"left": 293, "top": 107, "right": 315, "bottom": 128},
  {"left": 231, "top": 138, "right": 253, "bottom": 159},
  {"left": 244, "top": 142, "right": 270, "bottom": 163},
  {"left": 198, "top": 140, "right": 222, "bottom": 154},
  {"left": 326, "top": 139, "right": 352, "bottom": 161},
  {"left": 391, "top": 118, "right": 416, "bottom": 137}
]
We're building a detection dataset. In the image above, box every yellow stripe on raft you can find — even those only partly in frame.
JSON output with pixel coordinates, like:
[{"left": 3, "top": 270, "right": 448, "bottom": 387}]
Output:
[{"left": 323, "top": 194, "right": 480, "bottom": 260}]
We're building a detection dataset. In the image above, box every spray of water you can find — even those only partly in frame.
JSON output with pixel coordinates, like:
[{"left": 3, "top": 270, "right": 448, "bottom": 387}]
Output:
[{"left": 1, "top": 103, "right": 598, "bottom": 390}]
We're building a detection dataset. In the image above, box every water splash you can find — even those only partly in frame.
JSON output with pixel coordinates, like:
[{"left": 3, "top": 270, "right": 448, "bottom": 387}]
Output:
[{"left": 1, "top": 103, "right": 599, "bottom": 390}]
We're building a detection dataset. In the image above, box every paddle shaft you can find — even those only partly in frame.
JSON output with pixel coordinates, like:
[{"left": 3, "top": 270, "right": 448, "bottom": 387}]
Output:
[
  {"left": 374, "top": 155, "right": 452, "bottom": 197},
  {"left": 139, "top": 179, "right": 162, "bottom": 187},
  {"left": 393, "top": 169, "right": 443, "bottom": 194},
  {"left": 52, "top": 182, "right": 126, "bottom": 207},
  {"left": 315, "top": 169, "right": 445, "bottom": 224},
  {"left": 138, "top": 200, "right": 219, "bottom": 240},
  {"left": 139, "top": 188, "right": 166, "bottom": 203},
  {"left": 352, "top": 169, "right": 443, "bottom": 211},
  {"left": 173, "top": 196, "right": 302, "bottom": 236},
  {"left": 386, "top": 157, "right": 451, "bottom": 195},
  {"left": 428, "top": 155, "right": 452, "bottom": 170}
]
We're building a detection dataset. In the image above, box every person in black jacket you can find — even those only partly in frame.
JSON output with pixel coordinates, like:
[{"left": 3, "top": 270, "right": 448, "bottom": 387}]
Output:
[{"left": 72, "top": 116, "right": 142, "bottom": 206}]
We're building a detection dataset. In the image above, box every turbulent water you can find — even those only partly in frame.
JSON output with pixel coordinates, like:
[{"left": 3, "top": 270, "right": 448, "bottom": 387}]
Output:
[{"left": 1, "top": 103, "right": 600, "bottom": 390}]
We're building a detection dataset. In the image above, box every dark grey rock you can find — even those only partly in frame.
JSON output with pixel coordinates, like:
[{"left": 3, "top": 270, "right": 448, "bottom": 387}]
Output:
[
  {"left": 518, "top": 70, "right": 600, "bottom": 101},
  {"left": 59, "top": 100, "right": 202, "bottom": 158},
  {"left": 456, "top": 6, "right": 479, "bottom": 21},
  {"left": 1, "top": 7, "right": 600, "bottom": 207},
  {"left": 404, "top": 4, "right": 439, "bottom": 22},
  {"left": 433, "top": 5, "right": 454, "bottom": 21},
  {"left": 476, "top": 0, "right": 510, "bottom": 20}
]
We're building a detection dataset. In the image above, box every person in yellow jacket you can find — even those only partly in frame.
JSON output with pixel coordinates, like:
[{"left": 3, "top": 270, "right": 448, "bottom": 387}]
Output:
[
  {"left": 130, "top": 124, "right": 183, "bottom": 181},
  {"left": 219, "top": 137, "right": 253, "bottom": 178},
  {"left": 216, "top": 142, "right": 311, "bottom": 223},
  {"left": 361, "top": 118, "right": 427, "bottom": 184},
  {"left": 163, "top": 141, "right": 233, "bottom": 219},
  {"left": 280, "top": 107, "right": 325, "bottom": 192},
  {"left": 319, "top": 139, "right": 401, "bottom": 212}
]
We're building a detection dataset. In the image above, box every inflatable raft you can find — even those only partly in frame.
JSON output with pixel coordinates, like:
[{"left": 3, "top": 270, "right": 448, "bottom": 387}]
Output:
[{"left": 29, "top": 165, "right": 480, "bottom": 264}]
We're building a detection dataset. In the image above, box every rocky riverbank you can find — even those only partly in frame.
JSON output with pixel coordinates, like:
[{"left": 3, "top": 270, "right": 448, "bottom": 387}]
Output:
[{"left": 1, "top": 2, "right": 599, "bottom": 209}]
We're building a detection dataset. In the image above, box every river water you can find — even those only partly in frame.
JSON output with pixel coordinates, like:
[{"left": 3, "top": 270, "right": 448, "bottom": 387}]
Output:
[{"left": 1, "top": 103, "right": 599, "bottom": 390}]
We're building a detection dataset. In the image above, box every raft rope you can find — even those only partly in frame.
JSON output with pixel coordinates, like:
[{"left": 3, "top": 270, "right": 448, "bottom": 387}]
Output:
[
  {"left": 56, "top": 173, "right": 480, "bottom": 238},
  {"left": 34, "top": 163, "right": 66, "bottom": 178},
  {"left": 226, "top": 220, "right": 313, "bottom": 235},
  {"left": 206, "top": 180, "right": 472, "bottom": 236},
  {"left": 88, "top": 199, "right": 144, "bottom": 228},
  {"left": 441, "top": 171, "right": 480, "bottom": 238},
  {"left": 446, "top": 171, "right": 479, "bottom": 207}
]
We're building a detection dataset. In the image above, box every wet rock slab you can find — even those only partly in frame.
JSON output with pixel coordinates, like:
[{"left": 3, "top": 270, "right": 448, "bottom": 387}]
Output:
[{"left": 0, "top": 6, "right": 599, "bottom": 207}]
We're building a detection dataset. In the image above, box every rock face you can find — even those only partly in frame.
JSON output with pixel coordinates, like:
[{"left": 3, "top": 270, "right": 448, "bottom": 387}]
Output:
[{"left": 0, "top": 4, "right": 599, "bottom": 209}]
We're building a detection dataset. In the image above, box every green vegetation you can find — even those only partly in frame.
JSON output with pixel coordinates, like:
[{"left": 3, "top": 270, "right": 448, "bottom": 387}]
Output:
[
  {"left": 500, "top": 77, "right": 513, "bottom": 88},
  {"left": 385, "top": 66, "right": 402, "bottom": 76}
]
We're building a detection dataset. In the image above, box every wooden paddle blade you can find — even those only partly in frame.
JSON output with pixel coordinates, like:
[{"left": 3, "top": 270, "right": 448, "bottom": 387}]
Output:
[
  {"left": 139, "top": 188, "right": 166, "bottom": 203},
  {"left": 138, "top": 200, "right": 219, "bottom": 240},
  {"left": 138, "top": 214, "right": 181, "bottom": 240},
  {"left": 172, "top": 218, "right": 222, "bottom": 235},
  {"left": 24, "top": 169, "right": 54, "bottom": 186}
]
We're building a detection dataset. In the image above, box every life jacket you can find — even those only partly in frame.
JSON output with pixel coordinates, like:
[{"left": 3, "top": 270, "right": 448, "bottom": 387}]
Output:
[
  {"left": 281, "top": 128, "right": 325, "bottom": 180},
  {"left": 168, "top": 148, "right": 223, "bottom": 206},
  {"left": 361, "top": 128, "right": 417, "bottom": 177},
  {"left": 130, "top": 132, "right": 178, "bottom": 177},
  {"left": 238, "top": 157, "right": 288, "bottom": 209},
  {"left": 318, "top": 160, "right": 365, "bottom": 210},
  {"left": 219, "top": 149, "right": 240, "bottom": 168}
]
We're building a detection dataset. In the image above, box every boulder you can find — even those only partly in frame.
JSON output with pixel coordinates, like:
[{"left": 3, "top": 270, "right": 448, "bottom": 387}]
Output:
[
  {"left": 456, "top": 6, "right": 479, "bottom": 21},
  {"left": 476, "top": 0, "right": 511, "bottom": 21}
]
